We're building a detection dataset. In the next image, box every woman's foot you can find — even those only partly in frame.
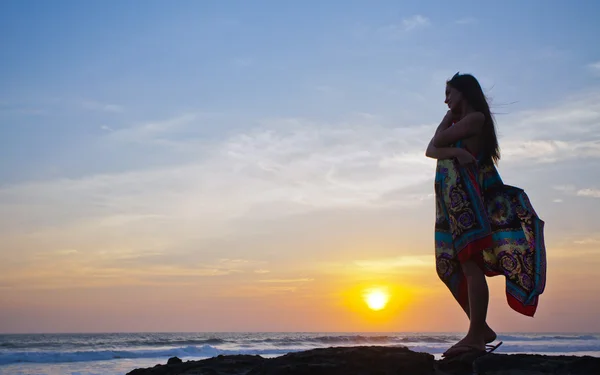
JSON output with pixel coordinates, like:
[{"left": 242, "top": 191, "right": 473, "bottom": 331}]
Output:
[
  {"left": 483, "top": 324, "right": 497, "bottom": 344},
  {"left": 444, "top": 324, "right": 496, "bottom": 356},
  {"left": 443, "top": 333, "right": 486, "bottom": 358}
]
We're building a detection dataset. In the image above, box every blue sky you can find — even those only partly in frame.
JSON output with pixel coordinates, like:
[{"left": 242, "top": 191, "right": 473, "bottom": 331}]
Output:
[
  {"left": 2, "top": 0, "right": 599, "bottom": 182},
  {"left": 1, "top": 1, "right": 600, "bottom": 333}
]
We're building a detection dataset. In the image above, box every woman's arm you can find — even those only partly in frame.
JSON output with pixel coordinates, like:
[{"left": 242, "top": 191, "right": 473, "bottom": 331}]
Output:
[
  {"left": 425, "top": 137, "right": 462, "bottom": 159},
  {"left": 434, "top": 111, "right": 455, "bottom": 136},
  {"left": 433, "top": 112, "right": 484, "bottom": 147},
  {"left": 426, "top": 138, "right": 477, "bottom": 165},
  {"left": 425, "top": 111, "right": 460, "bottom": 159}
]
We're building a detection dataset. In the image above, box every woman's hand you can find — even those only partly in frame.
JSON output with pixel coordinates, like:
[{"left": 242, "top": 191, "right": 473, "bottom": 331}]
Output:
[
  {"left": 455, "top": 149, "right": 477, "bottom": 166},
  {"left": 443, "top": 110, "right": 460, "bottom": 124}
]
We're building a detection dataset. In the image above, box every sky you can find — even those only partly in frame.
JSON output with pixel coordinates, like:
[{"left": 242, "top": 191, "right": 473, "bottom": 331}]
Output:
[{"left": 1, "top": 0, "right": 599, "bottom": 334}]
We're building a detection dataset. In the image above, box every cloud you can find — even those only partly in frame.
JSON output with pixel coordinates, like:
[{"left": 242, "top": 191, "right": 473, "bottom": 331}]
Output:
[
  {"left": 82, "top": 100, "right": 124, "bottom": 113},
  {"left": 554, "top": 185, "right": 576, "bottom": 193},
  {"left": 0, "top": 114, "right": 438, "bottom": 289},
  {"left": 552, "top": 185, "right": 600, "bottom": 199},
  {"left": 378, "top": 15, "right": 430, "bottom": 39},
  {"left": 5, "top": 88, "right": 599, "bottom": 245},
  {"left": 499, "top": 90, "right": 600, "bottom": 163},
  {"left": 0, "top": 102, "right": 47, "bottom": 115},
  {"left": 588, "top": 61, "right": 600, "bottom": 76},
  {"left": 574, "top": 238, "right": 600, "bottom": 245},
  {"left": 577, "top": 188, "right": 600, "bottom": 198},
  {"left": 354, "top": 255, "right": 431, "bottom": 273},
  {"left": 315, "top": 85, "right": 344, "bottom": 98},
  {"left": 231, "top": 57, "right": 254, "bottom": 68},
  {"left": 4, "top": 87, "right": 600, "bottom": 291},
  {"left": 106, "top": 113, "right": 198, "bottom": 145},
  {"left": 402, "top": 15, "right": 430, "bottom": 31},
  {"left": 501, "top": 139, "right": 600, "bottom": 163},
  {"left": 455, "top": 17, "right": 478, "bottom": 25},
  {"left": 258, "top": 278, "right": 314, "bottom": 283},
  {"left": 0, "top": 248, "right": 268, "bottom": 289}
]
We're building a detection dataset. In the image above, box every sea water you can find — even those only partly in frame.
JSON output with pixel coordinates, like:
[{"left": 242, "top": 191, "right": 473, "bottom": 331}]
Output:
[{"left": 1, "top": 332, "right": 599, "bottom": 375}]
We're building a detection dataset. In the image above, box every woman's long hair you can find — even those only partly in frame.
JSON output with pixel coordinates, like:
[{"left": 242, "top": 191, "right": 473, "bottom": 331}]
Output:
[{"left": 447, "top": 72, "right": 500, "bottom": 165}]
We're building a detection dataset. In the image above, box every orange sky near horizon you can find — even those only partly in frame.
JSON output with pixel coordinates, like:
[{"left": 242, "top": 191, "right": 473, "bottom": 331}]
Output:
[
  {"left": 2, "top": 209, "right": 599, "bottom": 334},
  {"left": 2, "top": 1, "right": 600, "bottom": 335}
]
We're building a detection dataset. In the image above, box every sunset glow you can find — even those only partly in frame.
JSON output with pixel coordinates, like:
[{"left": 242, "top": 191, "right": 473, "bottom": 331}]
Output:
[
  {"left": 1, "top": 1, "right": 600, "bottom": 336},
  {"left": 364, "top": 288, "right": 390, "bottom": 311}
]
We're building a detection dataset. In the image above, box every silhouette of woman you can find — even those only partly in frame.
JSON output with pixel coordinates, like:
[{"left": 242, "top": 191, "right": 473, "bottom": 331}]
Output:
[{"left": 425, "top": 72, "right": 547, "bottom": 359}]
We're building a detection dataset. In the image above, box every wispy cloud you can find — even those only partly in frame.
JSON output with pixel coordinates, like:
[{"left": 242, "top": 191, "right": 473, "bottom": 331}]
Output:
[
  {"left": 353, "top": 255, "right": 431, "bottom": 273},
  {"left": 106, "top": 113, "right": 197, "bottom": 144},
  {"left": 259, "top": 278, "right": 314, "bottom": 283},
  {"left": 0, "top": 102, "right": 47, "bottom": 115},
  {"left": 402, "top": 15, "right": 430, "bottom": 31},
  {"left": 574, "top": 238, "right": 600, "bottom": 245},
  {"left": 231, "top": 57, "right": 254, "bottom": 68},
  {"left": 82, "top": 100, "right": 124, "bottom": 113},
  {"left": 378, "top": 15, "right": 430, "bottom": 39},
  {"left": 500, "top": 90, "right": 600, "bottom": 163},
  {"left": 553, "top": 185, "right": 600, "bottom": 199},
  {"left": 577, "top": 188, "right": 600, "bottom": 198},
  {"left": 3, "top": 87, "right": 600, "bottom": 293},
  {"left": 588, "top": 61, "right": 600, "bottom": 75},
  {"left": 554, "top": 185, "right": 576, "bottom": 193},
  {"left": 455, "top": 17, "right": 478, "bottom": 25},
  {"left": 0, "top": 113, "right": 437, "bottom": 289},
  {"left": 0, "top": 247, "right": 268, "bottom": 289}
]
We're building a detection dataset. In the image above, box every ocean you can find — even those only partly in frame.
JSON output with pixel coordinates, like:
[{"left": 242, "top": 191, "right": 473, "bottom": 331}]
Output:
[{"left": 1, "top": 332, "right": 599, "bottom": 375}]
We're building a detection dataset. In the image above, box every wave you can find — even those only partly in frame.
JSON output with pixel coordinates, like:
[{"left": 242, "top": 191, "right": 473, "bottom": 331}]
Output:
[
  {"left": 246, "top": 335, "right": 453, "bottom": 345},
  {"left": 248, "top": 334, "right": 598, "bottom": 345},
  {"left": 0, "top": 335, "right": 451, "bottom": 351},
  {"left": 498, "top": 334, "right": 598, "bottom": 341},
  {"left": 2, "top": 341, "right": 600, "bottom": 365},
  {"left": 0, "top": 337, "right": 227, "bottom": 350},
  {"left": 2, "top": 333, "right": 596, "bottom": 350},
  {"left": 1, "top": 333, "right": 599, "bottom": 365},
  {"left": 0, "top": 345, "right": 298, "bottom": 365}
]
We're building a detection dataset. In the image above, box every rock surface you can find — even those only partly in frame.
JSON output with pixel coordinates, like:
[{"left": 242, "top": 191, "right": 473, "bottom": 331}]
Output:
[{"left": 125, "top": 346, "right": 600, "bottom": 375}]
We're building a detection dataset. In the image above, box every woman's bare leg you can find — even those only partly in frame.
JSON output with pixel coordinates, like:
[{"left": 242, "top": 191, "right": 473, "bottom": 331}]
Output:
[
  {"left": 444, "top": 260, "right": 490, "bottom": 356},
  {"left": 450, "top": 287, "right": 497, "bottom": 343}
]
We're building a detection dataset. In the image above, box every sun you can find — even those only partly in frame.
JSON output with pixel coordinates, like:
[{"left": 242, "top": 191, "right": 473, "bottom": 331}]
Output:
[{"left": 363, "top": 288, "right": 390, "bottom": 311}]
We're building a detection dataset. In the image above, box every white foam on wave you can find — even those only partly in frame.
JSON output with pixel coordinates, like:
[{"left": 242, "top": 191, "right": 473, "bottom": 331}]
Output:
[
  {"left": 0, "top": 345, "right": 299, "bottom": 365},
  {"left": 2, "top": 340, "right": 600, "bottom": 365},
  {"left": 1, "top": 333, "right": 599, "bottom": 366}
]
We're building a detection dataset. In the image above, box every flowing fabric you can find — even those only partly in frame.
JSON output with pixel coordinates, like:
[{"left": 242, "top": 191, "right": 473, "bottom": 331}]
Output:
[{"left": 434, "top": 142, "right": 547, "bottom": 316}]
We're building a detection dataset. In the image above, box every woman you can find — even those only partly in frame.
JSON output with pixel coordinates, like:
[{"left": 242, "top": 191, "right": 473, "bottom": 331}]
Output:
[{"left": 425, "top": 73, "right": 547, "bottom": 359}]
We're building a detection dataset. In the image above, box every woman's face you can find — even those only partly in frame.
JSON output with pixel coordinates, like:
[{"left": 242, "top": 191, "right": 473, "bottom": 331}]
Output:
[{"left": 444, "top": 84, "right": 463, "bottom": 113}]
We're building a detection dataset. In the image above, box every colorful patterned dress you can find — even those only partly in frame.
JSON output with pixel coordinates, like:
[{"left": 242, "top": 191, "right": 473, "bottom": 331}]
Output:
[{"left": 434, "top": 141, "right": 547, "bottom": 316}]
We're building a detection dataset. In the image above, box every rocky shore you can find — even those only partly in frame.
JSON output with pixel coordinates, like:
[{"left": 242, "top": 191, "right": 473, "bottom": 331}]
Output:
[{"left": 125, "top": 346, "right": 600, "bottom": 375}]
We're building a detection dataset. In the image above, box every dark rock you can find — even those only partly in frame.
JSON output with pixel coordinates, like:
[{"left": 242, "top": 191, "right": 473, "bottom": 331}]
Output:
[
  {"left": 126, "top": 354, "right": 264, "bottom": 375},
  {"left": 247, "top": 346, "right": 435, "bottom": 375},
  {"left": 167, "top": 357, "right": 183, "bottom": 365},
  {"left": 472, "top": 353, "right": 600, "bottom": 374},
  {"left": 126, "top": 346, "right": 600, "bottom": 375}
]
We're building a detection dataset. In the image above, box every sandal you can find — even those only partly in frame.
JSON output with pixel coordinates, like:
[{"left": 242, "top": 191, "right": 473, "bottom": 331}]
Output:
[
  {"left": 486, "top": 341, "right": 503, "bottom": 353},
  {"left": 442, "top": 341, "right": 503, "bottom": 361}
]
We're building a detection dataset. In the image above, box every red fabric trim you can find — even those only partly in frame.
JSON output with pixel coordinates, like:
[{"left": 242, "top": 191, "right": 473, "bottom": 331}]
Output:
[
  {"left": 457, "top": 235, "right": 492, "bottom": 265},
  {"left": 452, "top": 153, "right": 540, "bottom": 318},
  {"left": 507, "top": 293, "right": 537, "bottom": 317},
  {"left": 457, "top": 267, "right": 538, "bottom": 318}
]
